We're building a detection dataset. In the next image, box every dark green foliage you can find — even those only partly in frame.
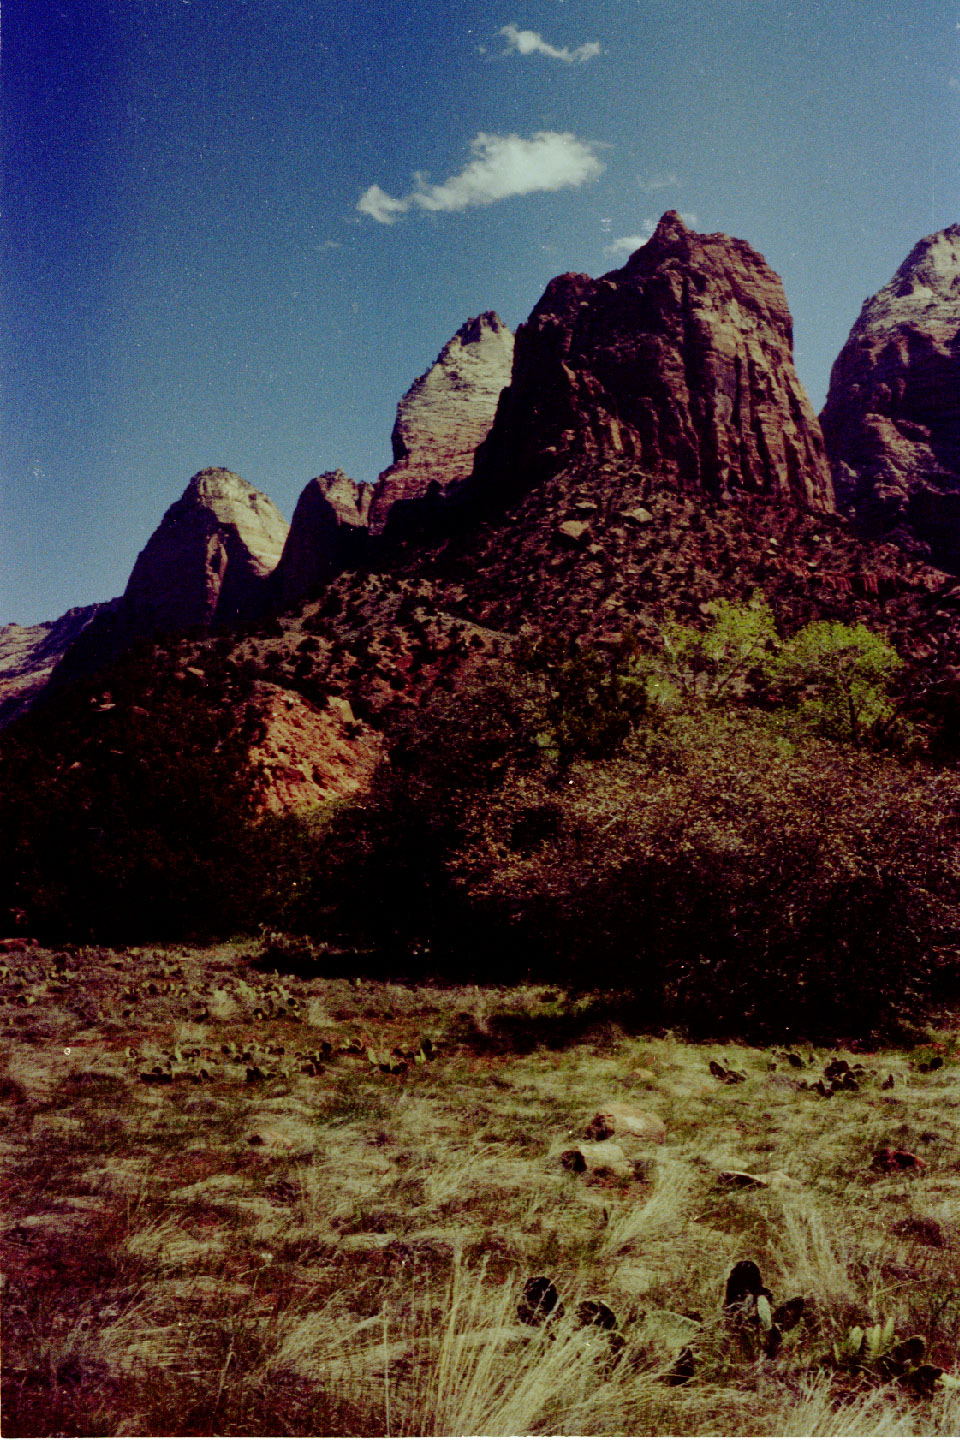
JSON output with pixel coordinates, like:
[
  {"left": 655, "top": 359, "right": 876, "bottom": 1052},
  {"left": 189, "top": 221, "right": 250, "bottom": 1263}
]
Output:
[
  {"left": 0, "top": 644, "right": 277, "bottom": 942},
  {"left": 516, "top": 633, "right": 651, "bottom": 766},
  {"left": 305, "top": 662, "right": 960, "bottom": 1036}
]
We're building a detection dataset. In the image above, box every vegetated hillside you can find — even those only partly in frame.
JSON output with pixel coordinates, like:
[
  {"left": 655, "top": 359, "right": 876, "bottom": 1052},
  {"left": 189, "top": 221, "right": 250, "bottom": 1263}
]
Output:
[
  {"left": 5, "top": 539, "right": 960, "bottom": 1041},
  {"left": 9, "top": 436, "right": 960, "bottom": 1026},
  {"left": 5, "top": 211, "right": 960, "bottom": 1039}
]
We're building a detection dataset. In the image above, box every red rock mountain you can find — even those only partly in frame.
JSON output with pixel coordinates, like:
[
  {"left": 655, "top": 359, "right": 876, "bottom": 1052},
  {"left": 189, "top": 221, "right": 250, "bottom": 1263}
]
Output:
[
  {"left": 0, "top": 603, "right": 112, "bottom": 727},
  {"left": 469, "top": 212, "right": 834, "bottom": 514},
  {"left": 48, "top": 468, "right": 289, "bottom": 691},
  {"left": 273, "top": 471, "right": 371, "bottom": 610},
  {"left": 367, "top": 312, "right": 514, "bottom": 533},
  {"left": 123, "top": 467, "right": 289, "bottom": 631},
  {"left": 820, "top": 225, "right": 960, "bottom": 572}
]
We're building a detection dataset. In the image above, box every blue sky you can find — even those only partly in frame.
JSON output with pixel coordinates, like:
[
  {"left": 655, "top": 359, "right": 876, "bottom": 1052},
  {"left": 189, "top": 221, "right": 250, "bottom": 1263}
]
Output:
[{"left": 3, "top": 0, "right": 959, "bottom": 623}]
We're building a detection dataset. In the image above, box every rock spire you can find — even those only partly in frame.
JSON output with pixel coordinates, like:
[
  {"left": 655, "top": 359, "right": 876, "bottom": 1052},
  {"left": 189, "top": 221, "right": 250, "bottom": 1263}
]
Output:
[
  {"left": 123, "top": 467, "right": 288, "bottom": 630},
  {"left": 470, "top": 211, "right": 834, "bottom": 513},
  {"left": 368, "top": 312, "right": 514, "bottom": 533},
  {"left": 820, "top": 224, "right": 960, "bottom": 572}
]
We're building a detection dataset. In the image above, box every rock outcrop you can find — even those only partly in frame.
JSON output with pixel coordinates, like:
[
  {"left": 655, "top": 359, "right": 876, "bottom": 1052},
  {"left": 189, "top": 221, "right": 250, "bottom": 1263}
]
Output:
[
  {"left": 368, "top": 312, "right": 514, "bottom": 533},
  {"left": 243, "top": 683, "right": 383, "bottom": 814},
  {"left": 272, "top": 471, "right": 371, "bottom": 611},
  {"left": 469, "top": 212, "right": 834, "bottom": 513},
  {"left": 0, "top": 602, "right": 113, "bottom": 727},
  {"left": 51, "top": 468, "right": 289, "bottom": 690},
  {"left": 123, "top": 467, "right": 289, "bottom": 631},
  {"left": 820, "top": 225, "right": 960, "bottom": 572}
]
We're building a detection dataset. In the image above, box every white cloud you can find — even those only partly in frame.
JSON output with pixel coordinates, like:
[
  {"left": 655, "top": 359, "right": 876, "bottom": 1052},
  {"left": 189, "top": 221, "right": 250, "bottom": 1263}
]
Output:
[
  {"left": 604, "top": 224, "right": 655, "bottom": 256},
  {"left": 500, "top": 22, "right": 600, "bottom": 63},
  {"left": 357, "top": 131, "right": 604, "bottom": 224},
  {"left": 356, "top": 184, "right": 410, "bottom": 225},
  {"left": 604, "top": 210, "right": 700, "bottom": 257}
]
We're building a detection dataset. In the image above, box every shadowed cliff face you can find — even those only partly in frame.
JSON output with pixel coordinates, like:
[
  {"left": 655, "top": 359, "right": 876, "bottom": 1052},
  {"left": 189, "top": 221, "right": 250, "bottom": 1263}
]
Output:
[
  {"left": 273, "top": 471, "right": 372, "bottom": 611},
  {"left": 0, "top": 603, "right": 112, "bottom": 727},
  {"left": 470, "top": 211, "right": 834, "bottom": 514},
  {"left": 821, "top": 225, "right": 960, "bottom": 573}
]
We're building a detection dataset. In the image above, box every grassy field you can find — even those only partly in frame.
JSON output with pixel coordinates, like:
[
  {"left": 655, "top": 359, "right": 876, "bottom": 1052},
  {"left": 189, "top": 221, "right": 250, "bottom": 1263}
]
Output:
[{"left": 1, "top": 939, "right": 959, "bottom": 1436}]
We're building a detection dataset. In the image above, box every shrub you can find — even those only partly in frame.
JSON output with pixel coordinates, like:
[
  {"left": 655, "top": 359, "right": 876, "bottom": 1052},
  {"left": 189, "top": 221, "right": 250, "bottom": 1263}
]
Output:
[
  {"left": 0, "top": 644, "right": 303, "bottom": 943},
  {"left": 768, "top": 619, "right": 903, "bottom": 747},
  {"left": 309, "top": 685, "right": 960, "bottom": 1036}
]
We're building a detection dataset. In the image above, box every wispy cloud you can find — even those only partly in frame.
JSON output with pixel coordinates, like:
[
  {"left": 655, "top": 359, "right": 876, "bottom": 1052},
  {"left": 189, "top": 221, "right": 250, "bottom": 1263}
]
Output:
[
  {"left": 604, "top": 211, "right": 700, "bottom": 256},
  {"left": 637, "top": 171, "right": 679, "bottom": 193},
  {"left": 500, "top": 22, "right": 600, "bottom": 63},
  {"left": 357, "top": 131, "right": 604, "bottom": 225},
  {"left": 356, "top": 186, "right": 410, "bottom": 225}
]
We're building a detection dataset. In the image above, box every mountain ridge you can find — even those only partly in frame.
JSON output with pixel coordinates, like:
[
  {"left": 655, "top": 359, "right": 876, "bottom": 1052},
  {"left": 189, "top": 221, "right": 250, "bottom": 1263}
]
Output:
[{"left": 5, "top": 213, "right": 959, "bottom": 738}]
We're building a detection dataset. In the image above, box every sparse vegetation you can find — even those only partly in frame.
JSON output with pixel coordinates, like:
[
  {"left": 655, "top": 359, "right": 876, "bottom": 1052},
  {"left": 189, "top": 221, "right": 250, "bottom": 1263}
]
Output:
[{"left": 1, "top": 942, "right": 959, "bottom": 1435}]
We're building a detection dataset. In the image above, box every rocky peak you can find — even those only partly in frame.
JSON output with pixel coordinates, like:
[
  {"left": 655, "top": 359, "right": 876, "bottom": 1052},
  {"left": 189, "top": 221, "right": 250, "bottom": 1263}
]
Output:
[
  {"left": 368, "top": 311, "right": 514, "bottom": 532},
  {"left": 469, "top": 211, "right": 834, "bottom": 514},
  {"left": 850, "top": 225, "right": 960, "bottom": 336},
  {"left": 273, "top": 470, "right": 371, "bottom": 610},
  {"left": 123, "top": 467, "right": 289, "bottom": 630},
  {"left": 820, "top": 225, "right": 960, "bottom": 573}
]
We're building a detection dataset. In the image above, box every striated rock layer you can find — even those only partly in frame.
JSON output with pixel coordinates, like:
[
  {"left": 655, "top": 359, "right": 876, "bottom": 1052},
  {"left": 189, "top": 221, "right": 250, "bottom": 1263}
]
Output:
[
  {"left": 469, "top": 212, "right": 834, "bottom": 514},
  {"left": 123, "top": 467, "right": 289, "bottom": 631},
  {"left": 368, "top": 312, "right": 514, "bottom": 533},
  {"left": 244, "top": 683, "right": 383, "bottom": 814},
  {"left": 273, "top": 471, "right": 371, "bottom": 611},
  {"left": 820, "top": 225, "right": 960, "bottom": 573}
]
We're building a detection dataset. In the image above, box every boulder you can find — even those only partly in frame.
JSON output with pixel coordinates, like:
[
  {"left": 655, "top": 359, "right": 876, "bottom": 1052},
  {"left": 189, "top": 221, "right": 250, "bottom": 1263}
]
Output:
[
  {"left": 554, "top": 1139, "right": 632, "bottom": 1178},
  {"left": 585, "top": 1104, "right": 667, "bottom": 1144}
]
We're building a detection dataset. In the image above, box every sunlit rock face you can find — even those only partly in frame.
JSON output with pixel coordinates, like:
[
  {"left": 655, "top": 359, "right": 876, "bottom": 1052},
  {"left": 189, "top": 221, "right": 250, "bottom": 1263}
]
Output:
[
  {"left": 123, "top": 467, "right": 289, "bottom": 630},
  {"left": 368, "top": 312, "right": 515, "bottom": 533},
  {"left": 469, "top": 211, "right": 834, "bottom": 513},
  {"left": 273, "top": 470, "right": 371, "bottom": 610},
  {"left": 243, "top": 682, "right": 384, "bottom": 814},
  {"left": 821, "top": 225, "right": 960, "bottom": 573}
]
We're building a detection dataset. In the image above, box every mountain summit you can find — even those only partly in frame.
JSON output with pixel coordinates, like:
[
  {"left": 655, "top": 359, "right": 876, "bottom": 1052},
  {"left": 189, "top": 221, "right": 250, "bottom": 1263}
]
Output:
[
  {"left": 821, "top": 224, "right": 960, "bottom": 572},
  {"left": 469, "top": 212, "right": 834, "bottom": 513},
  {"left": 123, "top": 467, "right": 289, "bottom": 631}
]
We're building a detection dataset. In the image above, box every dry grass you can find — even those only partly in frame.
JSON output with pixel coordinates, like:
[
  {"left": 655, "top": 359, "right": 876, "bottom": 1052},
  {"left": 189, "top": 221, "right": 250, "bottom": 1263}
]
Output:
[{"left": 1, "top": 940, "right": 959, "bottom": 1435}]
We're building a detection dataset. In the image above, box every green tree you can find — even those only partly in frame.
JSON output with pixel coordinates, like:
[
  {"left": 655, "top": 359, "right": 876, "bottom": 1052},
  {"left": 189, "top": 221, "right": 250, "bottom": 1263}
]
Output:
[
  {"left": 771, "top": 620, "right": 902, "bottom": 747},
  {"left": 516, "top": 634, "right": 650, "bottom": 767},
  {"left": 658, "top": 593, "right": 778, "bottom": 703}
]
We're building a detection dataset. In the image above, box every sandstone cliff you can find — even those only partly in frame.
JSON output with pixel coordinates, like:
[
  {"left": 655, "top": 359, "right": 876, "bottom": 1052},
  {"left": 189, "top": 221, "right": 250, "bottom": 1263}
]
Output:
[
  {"left": 469, "top": 212, "right": 834, "bottom": 514},
  {"left": 123, "top": 467, "right": 289, "bottom": 631},
  {"left": 272, "top": 471, "right": 371, "bottom": 611},
  {"left": 820, "top": 225, "right": 960, "bottom": 572},
  {"left": 368, "top": 312, "right": 514, "bottom": 533},
  {"left": 50, "top": 468, "right": 289, "bottom": 692}
]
